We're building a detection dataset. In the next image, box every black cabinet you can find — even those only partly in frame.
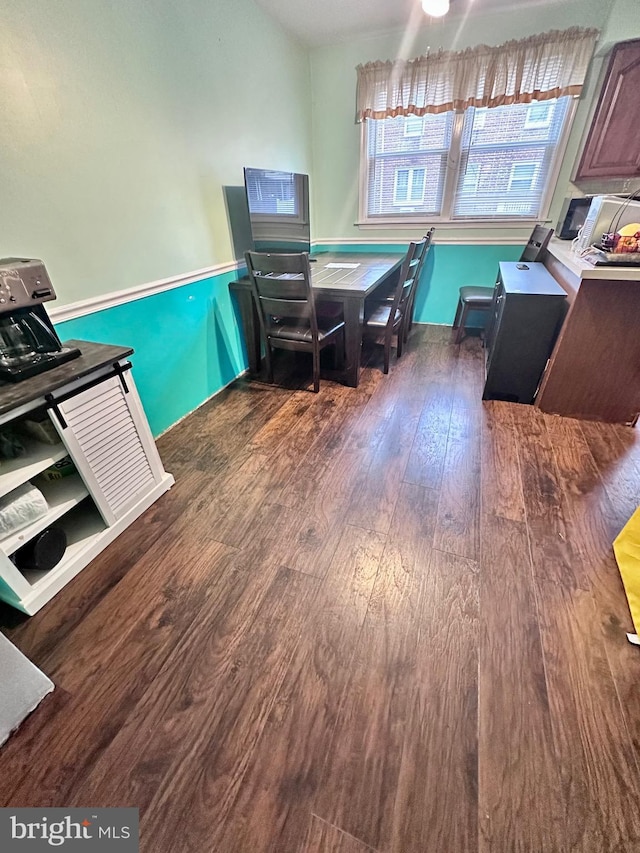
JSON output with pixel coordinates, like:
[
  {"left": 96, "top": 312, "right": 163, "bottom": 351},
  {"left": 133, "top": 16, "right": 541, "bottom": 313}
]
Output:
[{"left": 483, "top": 263, "right": 566, "bottom": 404}]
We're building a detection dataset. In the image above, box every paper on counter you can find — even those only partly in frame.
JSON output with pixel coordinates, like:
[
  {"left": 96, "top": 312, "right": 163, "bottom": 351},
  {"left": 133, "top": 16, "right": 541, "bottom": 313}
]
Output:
[{"left": 324, "top": 262, "right": 361, "bottom": 269}]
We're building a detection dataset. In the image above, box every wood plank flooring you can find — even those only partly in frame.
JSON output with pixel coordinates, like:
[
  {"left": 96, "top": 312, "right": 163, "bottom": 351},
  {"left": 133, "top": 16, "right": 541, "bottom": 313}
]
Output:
[{"left": 2, "top": 325, "right": 640, "bottom": 852}]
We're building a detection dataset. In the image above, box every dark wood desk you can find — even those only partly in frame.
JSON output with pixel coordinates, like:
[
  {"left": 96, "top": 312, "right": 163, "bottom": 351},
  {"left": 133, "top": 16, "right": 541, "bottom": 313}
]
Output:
[
  {"left": 537, "top": 239, "right": 640, "bottom": 425},
  {"left": 229, "top": 252, "right": 404, "bottom": 387}
]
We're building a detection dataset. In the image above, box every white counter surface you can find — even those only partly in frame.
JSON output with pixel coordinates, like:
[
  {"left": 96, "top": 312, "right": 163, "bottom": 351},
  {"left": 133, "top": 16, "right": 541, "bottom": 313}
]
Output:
[{"left": 546, "top": 237, "right": 640, "bottom": 282}]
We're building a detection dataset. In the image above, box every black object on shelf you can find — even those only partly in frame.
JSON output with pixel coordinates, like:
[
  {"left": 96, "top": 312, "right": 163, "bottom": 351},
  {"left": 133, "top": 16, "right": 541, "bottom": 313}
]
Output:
[
  {"left": 483, "top": 262, "right": 567, "bottom": 405},
  {"left": 14, "top": 526, "right": 67, "bottom": 573}
]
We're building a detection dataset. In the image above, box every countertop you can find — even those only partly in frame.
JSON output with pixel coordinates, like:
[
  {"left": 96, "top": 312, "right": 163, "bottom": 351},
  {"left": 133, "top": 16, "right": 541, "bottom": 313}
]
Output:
[
  {"left": 0, "top": 340, "right": 134, "bottom": 420},
  {"left": 546, "top": 237, "right": 640, "bottom": 282}
]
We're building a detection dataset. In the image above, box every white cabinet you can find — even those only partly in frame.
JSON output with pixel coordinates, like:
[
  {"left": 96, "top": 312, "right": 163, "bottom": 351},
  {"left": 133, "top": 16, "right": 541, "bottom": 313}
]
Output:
[{"left": 0, "top": 360, "right": 173, "bottom": 615}]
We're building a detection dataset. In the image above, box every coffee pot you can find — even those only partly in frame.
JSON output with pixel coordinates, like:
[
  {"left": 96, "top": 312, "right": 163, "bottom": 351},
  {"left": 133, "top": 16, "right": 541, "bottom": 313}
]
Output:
[
  {"left": 0, "top": 314, "right": 61, "bottom": 366},
  {"left": 0, "top": 259, "right": 80, "bottom": 381}
]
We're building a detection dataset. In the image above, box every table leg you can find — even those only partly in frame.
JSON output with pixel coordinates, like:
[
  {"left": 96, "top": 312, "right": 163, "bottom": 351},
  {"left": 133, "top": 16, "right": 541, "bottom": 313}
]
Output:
[{"left": 343, "top": 297, "right": 364, "bottom": 388}]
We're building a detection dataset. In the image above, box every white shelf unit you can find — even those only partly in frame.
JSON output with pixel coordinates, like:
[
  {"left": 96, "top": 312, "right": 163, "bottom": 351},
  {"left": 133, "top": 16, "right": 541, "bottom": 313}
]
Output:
[
  {"left": 0, "top": 474, "right": 89, "bottom": 557},
  {"left": 0, "top": 361, "right": 174, "bottom": 614},
  {"left": 0, "top": 439, "right": 69, "bottom": 500},
  {"left": 19, "top": 499, "right": 106, "bottom": 587}
]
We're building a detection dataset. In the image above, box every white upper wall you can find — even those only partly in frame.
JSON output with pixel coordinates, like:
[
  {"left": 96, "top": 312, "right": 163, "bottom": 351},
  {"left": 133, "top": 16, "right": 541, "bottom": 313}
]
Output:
[
  {"left": 308, "top": 0, "right": 617, "bottom": 244},
  {"left": 0, "top": 0, "right": 312, "bottom": 304}
]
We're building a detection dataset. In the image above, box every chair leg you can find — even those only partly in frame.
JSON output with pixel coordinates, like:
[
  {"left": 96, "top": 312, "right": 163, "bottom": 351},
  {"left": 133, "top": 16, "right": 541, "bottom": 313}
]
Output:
[
  {"left": 404, "top": 304, "right": 413, "bottom": 342},
  {"left": 264, "top": 341, "right": 274, "bottom": 383},
  {"left": 383, "top": 331, "right": 392, "bottom": 374},
  {"left": 397, "top": 327, "right": 404, "bottom": 359},
  {"left": 334, "top": 332, "right": 345, "bottom": 369},
  {"left": 452, "top": 297, "right": 463, "bottom": 330},
  {"left": 312, "top": 348, "right": 320, "bottom": 393},
  {"left": 408, "top": 290, "right": 417, "bottom": 335},
  {"left": 454, "top": 303, "right": 469, "bottom": 345}
]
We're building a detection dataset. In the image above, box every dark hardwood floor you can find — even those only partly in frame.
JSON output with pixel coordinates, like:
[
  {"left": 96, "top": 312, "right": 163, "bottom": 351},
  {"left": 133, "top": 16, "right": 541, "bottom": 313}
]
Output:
[{"left": 2, "top": 325, "right": 640, "bottom": 852}]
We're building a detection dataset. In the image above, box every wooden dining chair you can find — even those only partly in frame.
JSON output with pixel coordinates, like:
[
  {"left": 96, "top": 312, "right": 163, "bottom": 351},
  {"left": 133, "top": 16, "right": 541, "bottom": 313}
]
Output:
[
  {"left": 369, "top": 228, "right": 435, "bottom": 343},
  {"left": 363, "top": 237, "right": 428, "bottom": 374},
  {"left": 405, "top": 226, "right": 435, "bottom": 340},
  {"left": 245, "top": 251, "right": 345, "bottom": 393},
  {"left": 452, "top": 224, "right": 553, "bottom": 344}
]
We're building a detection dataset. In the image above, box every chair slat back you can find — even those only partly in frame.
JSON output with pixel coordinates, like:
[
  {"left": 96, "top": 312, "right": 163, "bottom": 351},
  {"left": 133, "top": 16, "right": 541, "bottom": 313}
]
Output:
[
  {"left": 389, "top": 236, "right": 429, "bottom": 321},
  {"left": 245, "top": 251, "right": 317, "bottom": 329},
  {"left": 412, "top": 227, "right": 434, "bottom": 290},
  {"left": 520, "top": 225, "right": 553, "bottom": 262}
]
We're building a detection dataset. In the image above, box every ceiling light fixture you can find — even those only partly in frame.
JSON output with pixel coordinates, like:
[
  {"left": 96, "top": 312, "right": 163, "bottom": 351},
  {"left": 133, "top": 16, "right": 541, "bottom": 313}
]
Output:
[{"left": 421, "top": 0, "right": 450, "bottom": 17}]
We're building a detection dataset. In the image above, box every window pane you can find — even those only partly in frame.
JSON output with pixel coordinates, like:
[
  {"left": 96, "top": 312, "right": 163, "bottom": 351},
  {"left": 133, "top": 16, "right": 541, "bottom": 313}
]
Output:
[
  {"left": 364, "top": 113, "right": 454, "bottom": 218},
  {"left": 410, "top": 168, "right": 426, "bottom": 201},
  {"left": 404, "top": 116, "right": 424, "bottom": 137},
  {"left": 395, "top": 169, "right": 409, "bottom": 202},
  {"left": 452, "top": 97, "right": 571, "bottom": 219},
  {"left": 525, "top": 102, "right": 554, "bottom": 128}
]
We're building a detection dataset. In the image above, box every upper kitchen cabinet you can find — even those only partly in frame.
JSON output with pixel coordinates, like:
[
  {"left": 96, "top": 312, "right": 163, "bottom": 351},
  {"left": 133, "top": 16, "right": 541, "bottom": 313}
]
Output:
[{"left": 575, "top": 38, "right": 640, "bottom": 181}]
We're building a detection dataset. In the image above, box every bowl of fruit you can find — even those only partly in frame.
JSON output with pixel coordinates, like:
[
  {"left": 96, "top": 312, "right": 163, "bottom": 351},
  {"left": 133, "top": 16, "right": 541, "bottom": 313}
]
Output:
[{"left": 598, "top": 223, "right": 640, "bottom": 263}]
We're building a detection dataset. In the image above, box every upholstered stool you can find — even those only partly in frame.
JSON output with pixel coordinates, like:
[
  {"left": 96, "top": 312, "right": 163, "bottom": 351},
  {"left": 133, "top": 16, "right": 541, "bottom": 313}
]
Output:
[{"left": 452, "top": 286, "right": 494, "bottom": 344}]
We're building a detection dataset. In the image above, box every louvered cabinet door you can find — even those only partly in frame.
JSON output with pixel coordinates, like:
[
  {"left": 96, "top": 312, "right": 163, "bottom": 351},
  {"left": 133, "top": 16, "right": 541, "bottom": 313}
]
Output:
[{"left": 50, "top": 368, "right": 165, "bottom": 526}]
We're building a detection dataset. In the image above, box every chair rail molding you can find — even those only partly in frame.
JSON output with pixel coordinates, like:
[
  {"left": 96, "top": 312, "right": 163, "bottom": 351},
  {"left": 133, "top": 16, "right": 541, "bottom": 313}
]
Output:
[
  {"left": 318, "top": 235, "right": 527, "bottom": 246},
  {"left": 49, "top": 260, "right": 243, "bottom": 324}
]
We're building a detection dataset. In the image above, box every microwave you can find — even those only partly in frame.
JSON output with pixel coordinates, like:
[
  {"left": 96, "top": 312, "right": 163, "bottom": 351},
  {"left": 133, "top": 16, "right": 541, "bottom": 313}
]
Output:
[{"left": 556, "top": 197, "right": 593, "bottom": 240}]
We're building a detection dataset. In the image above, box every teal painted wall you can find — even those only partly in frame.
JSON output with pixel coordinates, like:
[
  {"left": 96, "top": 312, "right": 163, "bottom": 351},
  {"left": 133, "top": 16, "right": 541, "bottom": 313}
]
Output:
[
  {"left": 414, "top": 244, "right": 523, "bottom": 325},
  {"left": 55, "top": 271, "right": 247, "bottom": 437},
  {"left": 54, "top": 242, "right": 522, "bottom": 437},
  {"left": 315, "top": 242, "right": 523, "bottom": 324}
]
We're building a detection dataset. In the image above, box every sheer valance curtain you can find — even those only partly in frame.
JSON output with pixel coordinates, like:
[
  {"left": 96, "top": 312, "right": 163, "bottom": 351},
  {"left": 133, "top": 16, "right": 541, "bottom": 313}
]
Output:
[{"left": 355, "top": 27, "right": 599, "bottom": 122}]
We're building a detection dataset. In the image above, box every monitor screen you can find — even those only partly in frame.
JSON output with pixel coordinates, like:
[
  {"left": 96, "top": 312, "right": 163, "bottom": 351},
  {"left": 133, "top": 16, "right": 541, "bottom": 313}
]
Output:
[{"left": 243, "top": 168, "right": 310, "bottom": 254}]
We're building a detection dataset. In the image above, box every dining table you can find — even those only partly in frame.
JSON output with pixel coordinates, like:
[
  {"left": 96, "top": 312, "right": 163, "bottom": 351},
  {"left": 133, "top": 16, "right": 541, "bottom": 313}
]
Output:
[{"left": 229, "top": 251, "right": 405, "bottom": 388}]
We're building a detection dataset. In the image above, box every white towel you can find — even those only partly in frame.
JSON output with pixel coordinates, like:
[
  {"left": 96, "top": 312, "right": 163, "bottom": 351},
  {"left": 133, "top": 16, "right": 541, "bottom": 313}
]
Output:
[
  {"left": 0, "top": 482, "right": 49, "bottom": 539},
  {"left": 0, "top": 632, "right": 54, "bottom": 746}
]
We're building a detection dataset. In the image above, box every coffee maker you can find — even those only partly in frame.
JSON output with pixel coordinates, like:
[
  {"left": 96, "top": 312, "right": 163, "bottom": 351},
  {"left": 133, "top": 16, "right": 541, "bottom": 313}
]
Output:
[{"left": 0, "top": 258, "right": 80, "bottom": 382}]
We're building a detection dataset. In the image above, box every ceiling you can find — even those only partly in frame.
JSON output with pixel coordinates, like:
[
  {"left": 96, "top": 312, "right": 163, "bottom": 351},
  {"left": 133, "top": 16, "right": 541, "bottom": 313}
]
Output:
[{"left": 254, "top": 0, "right": 561, "bottom": 47}]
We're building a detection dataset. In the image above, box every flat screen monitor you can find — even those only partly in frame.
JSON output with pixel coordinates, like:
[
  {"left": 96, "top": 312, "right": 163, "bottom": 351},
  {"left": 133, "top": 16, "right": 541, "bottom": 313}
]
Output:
[{"left": 243, "top": 168, "right": 310, "bottom": 254}]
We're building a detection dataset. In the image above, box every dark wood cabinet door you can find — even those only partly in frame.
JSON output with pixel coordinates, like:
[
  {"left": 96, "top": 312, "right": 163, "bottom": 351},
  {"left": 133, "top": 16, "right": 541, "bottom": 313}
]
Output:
[
  {"left": 482, "top": 264, "right": 566, "bottom": 405},
  {"left": 575, "top": 38, "right": 640, "bottom": 180}
]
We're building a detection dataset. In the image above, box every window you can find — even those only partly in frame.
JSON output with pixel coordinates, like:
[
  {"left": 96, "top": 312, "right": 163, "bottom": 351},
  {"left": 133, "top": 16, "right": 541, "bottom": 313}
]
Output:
[
  {"left": 394, "top": 168, "right": 426, "bottom": 204},
  {"left": 360, "top": 96, "right": 573, "bottom": 222},
  {"left": 525, "top": 102, "right": 554, "bottom": 129},
  {"left": 461, "top": 163, "right": 480, "bottom": 195},
  {"left": 364, "top": 112, "right": 455, "bottom": 217},
  {"left": 473, "top": 109, "right": 487, "bottom": 130},
  {"left": 508, "top": 162, "right": 538, "bottom": 193},
  {"left": 404, "top": 116, "right": 424, "bottom": 137}
]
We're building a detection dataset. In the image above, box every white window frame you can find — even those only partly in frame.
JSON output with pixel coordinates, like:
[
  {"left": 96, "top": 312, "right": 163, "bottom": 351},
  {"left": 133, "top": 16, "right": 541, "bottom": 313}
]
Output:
[
  {"left": 393, "top": 167, "right": 427, "bottom": 205},
  {"left": 357, "top": 97, "right": 577, "bottom": 227}
]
